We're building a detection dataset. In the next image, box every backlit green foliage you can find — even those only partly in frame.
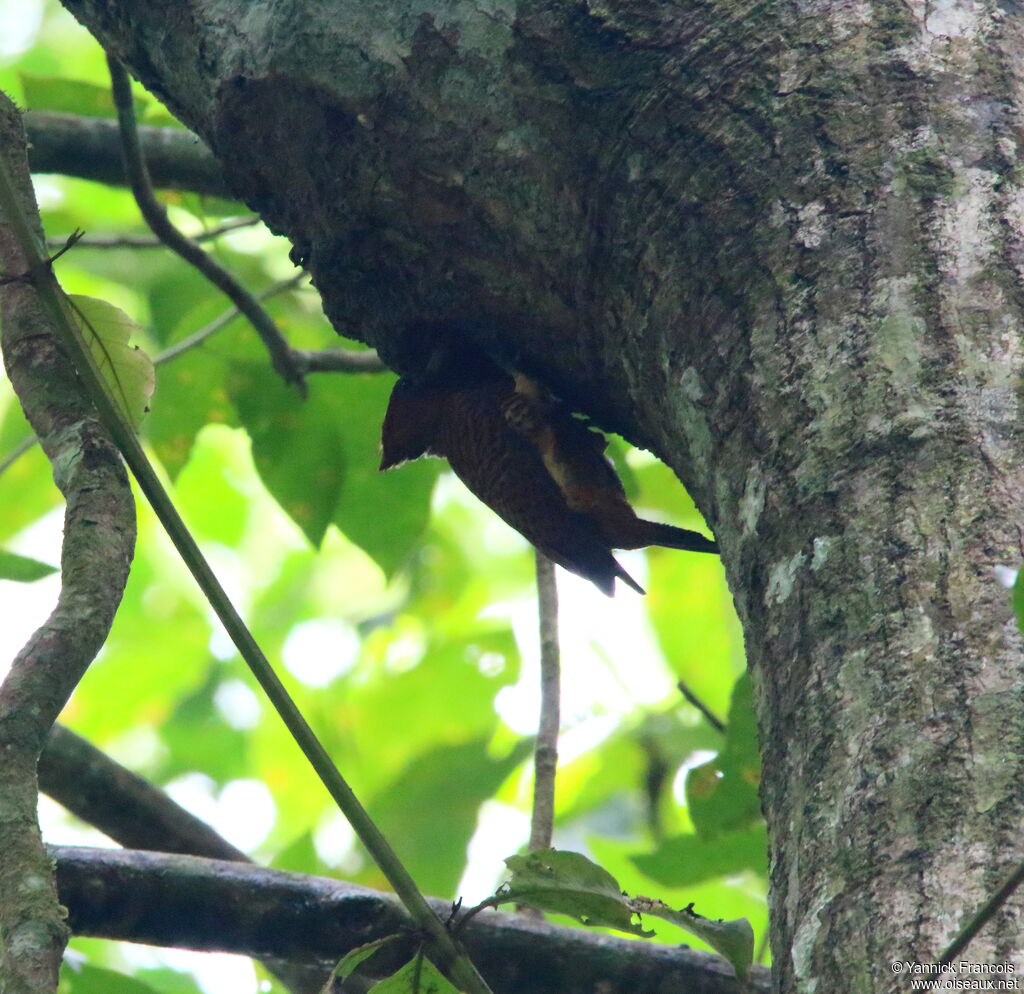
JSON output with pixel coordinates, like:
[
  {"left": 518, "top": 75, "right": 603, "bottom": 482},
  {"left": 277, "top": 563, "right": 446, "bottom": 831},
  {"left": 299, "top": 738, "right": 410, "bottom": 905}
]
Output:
[{"left": 0, "top": 4, "right": 766, "bottom": 991}]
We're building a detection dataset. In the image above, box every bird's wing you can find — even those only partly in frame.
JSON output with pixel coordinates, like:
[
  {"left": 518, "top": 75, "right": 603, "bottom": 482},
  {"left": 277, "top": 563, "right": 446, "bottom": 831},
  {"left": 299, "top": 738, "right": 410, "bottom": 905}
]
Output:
[
  {"left": 436, "top": 383, "right": 639, "bottom": 594},
  {"left": 380, "top": 378, "right": 443, "bottom": 470}
]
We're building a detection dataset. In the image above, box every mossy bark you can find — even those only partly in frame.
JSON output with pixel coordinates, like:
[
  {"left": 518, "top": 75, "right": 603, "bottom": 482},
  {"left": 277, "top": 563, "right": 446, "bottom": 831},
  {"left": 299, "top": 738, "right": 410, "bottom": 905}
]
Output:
[
  {"left": 59, "top": 1, "right": 1024, "bottom": 990},
  {"left": 0, "top": 94, "right": 136, "bottom": 993}
]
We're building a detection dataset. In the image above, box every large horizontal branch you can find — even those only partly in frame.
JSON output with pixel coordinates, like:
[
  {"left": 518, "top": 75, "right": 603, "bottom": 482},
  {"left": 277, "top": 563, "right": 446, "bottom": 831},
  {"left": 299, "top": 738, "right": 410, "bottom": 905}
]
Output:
[
  {"left": 54, "top": 846, "right": 766, "bottom": 994},
  {"left": 39, "top": 724, "right": 246, "bottom": 861},
  {"left": 24, "top": 111, "right": 231, "bottom": 198},
  {"left": 40, "top": 727, "right": 326, "bottom": 994}
]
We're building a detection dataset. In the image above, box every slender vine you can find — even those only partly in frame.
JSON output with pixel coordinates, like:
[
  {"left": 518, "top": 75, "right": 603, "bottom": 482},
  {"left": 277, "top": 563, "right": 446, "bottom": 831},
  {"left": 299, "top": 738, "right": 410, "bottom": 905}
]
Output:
[
  {"left": 937, "top": 860, "right": 1024, "bottom": 968},
  {"left": 106, "top": 57, "right": 306, "bottom": 391}
]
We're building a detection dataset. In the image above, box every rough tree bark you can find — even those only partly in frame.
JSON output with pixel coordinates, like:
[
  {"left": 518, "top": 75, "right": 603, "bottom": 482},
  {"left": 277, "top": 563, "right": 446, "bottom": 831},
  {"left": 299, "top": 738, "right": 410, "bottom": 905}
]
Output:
[
  {"left": 51, "top": 846, "right": 767, "bottom": 994},
  {"left": 52, "top": 1, "right": 1024, "bottom": 991},
  {"left": 0, "top": 96, "right": 136, "bottom": 994}
]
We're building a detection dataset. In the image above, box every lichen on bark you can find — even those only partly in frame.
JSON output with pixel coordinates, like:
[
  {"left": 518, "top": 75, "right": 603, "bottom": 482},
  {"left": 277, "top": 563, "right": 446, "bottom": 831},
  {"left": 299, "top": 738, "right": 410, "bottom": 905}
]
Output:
[
  {"left": 0, "top": 91, "right": 136, "bottom": 994},
  {"left": 48, "top": 1, "right": 1024, "bottom": 990}
]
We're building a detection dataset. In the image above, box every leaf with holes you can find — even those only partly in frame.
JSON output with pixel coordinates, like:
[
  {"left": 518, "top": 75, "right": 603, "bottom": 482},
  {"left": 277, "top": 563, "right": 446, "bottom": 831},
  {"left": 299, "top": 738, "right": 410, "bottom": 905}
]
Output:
[
  {"left": 632, "top": 897, "right": 754, "bottom": 981},
  {"left": 496, "top": 849, "right": 653, "bottom": 937},
  {"left": 67, "top": 294, "right": 155, "bottom": 426}
]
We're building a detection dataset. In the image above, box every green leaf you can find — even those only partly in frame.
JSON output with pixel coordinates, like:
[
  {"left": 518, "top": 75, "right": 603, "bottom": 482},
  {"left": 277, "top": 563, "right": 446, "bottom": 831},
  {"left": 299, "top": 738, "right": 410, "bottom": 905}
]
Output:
[
  {"left": 0, "top": 548, "right": 57, "bottom": 582},
  {"left": 327, "top": 374, "right": 439, "bottom": 576},
  {"left": 59, "top": 963, "right": 164, "bottom": 994},
  {"left": 685, "top": 672, "right": 761, "bottom": 838},
  {"left": 67, "top": 294, "right": 155, "bottom": 427},
  {"left": 633, "top": 898, "right": 755, "bottom": 981},
  {"left": 648, "top": 551, "right": 740, "bottom": 709},
  {"left": 20, "top": 74, "right": 148, "bottom": 119},
  {"left": 157, "top": 669, "right": 249, "bottom": 784},
  {"left": 1013, "top": 569, "right": 1024, "bottom": 633},
  {"left": 228, "top": 363, "right": 345, "bottom": 547},
  {"left": 496, "top": 850, "right": 654, "bottom": 937},
  {"left": 170, "top": 425, "right": 251, "bottom": 546},
  {"left": 349, "top": 627, "right": 520, "bottom": 777},
  {"left": 368, "top": 738, "right": 531, "bottom": 898},
  {"left": 631, "top": 825, "right": 768, "bottom": 887},
  {"left": 147, "top": 347, "right": 238, "bottom": 477},
  {"left": 227, "top": 366, "right": 439, "bottom": 574},
  {"left": 333, "top": 935, "right": 401, "bottom": 982},
  {"left": 132, "top": 968, "right": 204, "bottom": 994},
  {"left": 68, "top": 519, "right": 212, "bottom": 740},
  {"left": 368, "top": 955, "right": 460, "bottom": 993}
]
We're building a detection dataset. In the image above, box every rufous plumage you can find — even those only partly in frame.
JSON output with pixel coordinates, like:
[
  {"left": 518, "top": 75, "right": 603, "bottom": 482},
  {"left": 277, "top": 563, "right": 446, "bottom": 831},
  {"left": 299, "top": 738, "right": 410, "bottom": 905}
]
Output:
[{"left": 380, "top": 354, "right": 717, "bottom": 595}]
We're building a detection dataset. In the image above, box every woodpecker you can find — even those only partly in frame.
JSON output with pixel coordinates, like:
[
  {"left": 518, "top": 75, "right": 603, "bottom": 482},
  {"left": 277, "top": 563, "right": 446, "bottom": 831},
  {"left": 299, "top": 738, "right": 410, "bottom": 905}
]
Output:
[{"left": 379, "top": 349, "right": 717, "bottom": 595}]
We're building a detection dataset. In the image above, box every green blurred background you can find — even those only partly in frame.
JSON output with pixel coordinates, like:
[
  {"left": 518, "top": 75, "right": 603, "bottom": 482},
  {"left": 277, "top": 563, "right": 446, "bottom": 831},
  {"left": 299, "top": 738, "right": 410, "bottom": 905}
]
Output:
[{"left": 0, "top": 4, "right": 766, "bottom": 990}]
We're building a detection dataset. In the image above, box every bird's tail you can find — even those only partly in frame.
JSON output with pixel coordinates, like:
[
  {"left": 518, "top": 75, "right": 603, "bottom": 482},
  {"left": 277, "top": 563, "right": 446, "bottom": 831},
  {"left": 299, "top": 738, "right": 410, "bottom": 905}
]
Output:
[
  {"left": 619, "top": 519, "right": 718, "bottom": 555},
  {"left": 614, "top": 561, "right": 646, "bottom": 595},
  {"left": 565, "top": 546, "right": 646, "bottom": 596}
]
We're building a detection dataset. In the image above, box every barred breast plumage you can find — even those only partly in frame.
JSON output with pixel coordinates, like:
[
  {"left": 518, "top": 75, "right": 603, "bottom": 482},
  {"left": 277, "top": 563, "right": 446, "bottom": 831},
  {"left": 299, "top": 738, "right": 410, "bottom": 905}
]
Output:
[{"left": 380, "top": 368, "right": 717, "bottom": 596}]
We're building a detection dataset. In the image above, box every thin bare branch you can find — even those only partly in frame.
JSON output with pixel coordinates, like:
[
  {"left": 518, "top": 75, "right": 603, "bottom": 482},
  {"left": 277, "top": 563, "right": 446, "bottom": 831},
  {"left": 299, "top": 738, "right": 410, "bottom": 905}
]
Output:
[
  {"left": 106, "top": 57, "right": 306, "bottom": 392},
  {"left": 154, "top": 272, "right": 307, "bottom": 364},
  {"left": 677, "top": 679, "right": 726, "bottom": 734},
  {"left": 528, "top": 551, "right": 560, "bottom": 853},
  {"left": 46, "top": 215, "right": 261, "bottom": 249},
  {"left": 938, "top": 859, "right": 1024, "bottom": 968},
  {"left": 293, "top": 346, "right": 386, "bottom": 374}
]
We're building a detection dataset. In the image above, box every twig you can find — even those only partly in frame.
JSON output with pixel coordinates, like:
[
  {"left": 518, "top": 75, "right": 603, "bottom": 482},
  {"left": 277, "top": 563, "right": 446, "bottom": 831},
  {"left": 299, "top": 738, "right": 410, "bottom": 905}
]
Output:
[
  {"left": 937, "top": 859, "right": 1024, "bottom": 967},
  {"left": 677, "top": 678, "right": 726, "bottom": 734},
  {"left": 153, "top": 274, "right": 381, "bottom": 373},
  {"left": 106, "top": 57, "right": 306, "bottom": 392},
  {"left": 46, "top": 216, "right": 261, "bottom": 250},
  {"left": 528, "top": 551, "right": 560, "bottom": 853},
  {"left": 0, "top": 118, "right": 491, "bottom": 994},
  {"left": 293, "top": 346, "right": 386, "bottom": 374},
  {"left": 153, "top": 272, "right": 307, "bottom": 364},
  {"left": 0, "top": 433, "right": 36, "bottom": 476}
]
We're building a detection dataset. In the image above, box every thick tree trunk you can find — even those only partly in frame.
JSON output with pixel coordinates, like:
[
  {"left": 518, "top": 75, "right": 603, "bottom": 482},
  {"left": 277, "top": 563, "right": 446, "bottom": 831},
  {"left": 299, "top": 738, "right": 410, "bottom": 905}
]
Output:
[{"left": 60, "top": 1, "right": 1024, "bottom": 990}]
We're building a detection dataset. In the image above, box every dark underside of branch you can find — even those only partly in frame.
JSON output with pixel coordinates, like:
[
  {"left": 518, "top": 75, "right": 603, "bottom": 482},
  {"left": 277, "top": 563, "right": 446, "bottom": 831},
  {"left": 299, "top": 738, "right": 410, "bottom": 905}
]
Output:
[
  {"left": 24, "top": 111, "right": 231, "bottom": 198},
  {"left": 54, "top": 846, "right": 767, "bottom": 994}
]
